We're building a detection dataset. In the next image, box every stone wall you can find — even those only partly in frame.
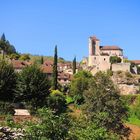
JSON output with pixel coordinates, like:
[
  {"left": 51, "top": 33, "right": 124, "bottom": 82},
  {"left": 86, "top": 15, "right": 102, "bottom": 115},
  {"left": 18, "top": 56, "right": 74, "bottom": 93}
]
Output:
[
  {"left": 112, "top": 63, "right": 131, "bottom": 72},
  {"left": 112, "top": 71, "right": 140, "bottom": 95}
]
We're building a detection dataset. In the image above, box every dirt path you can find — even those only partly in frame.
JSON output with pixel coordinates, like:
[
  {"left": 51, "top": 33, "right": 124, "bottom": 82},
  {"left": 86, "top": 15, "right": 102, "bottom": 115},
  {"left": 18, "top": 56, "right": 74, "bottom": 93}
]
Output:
[{"left": 127, "top": 124, "right": 140, "bottom": 140}]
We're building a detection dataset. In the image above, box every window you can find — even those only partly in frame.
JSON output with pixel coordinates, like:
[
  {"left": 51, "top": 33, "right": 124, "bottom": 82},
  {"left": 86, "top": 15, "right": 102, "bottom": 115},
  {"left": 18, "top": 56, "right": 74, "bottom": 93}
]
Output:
[{"left": 104, "top": 58, "right": 106, "bottom": 61}]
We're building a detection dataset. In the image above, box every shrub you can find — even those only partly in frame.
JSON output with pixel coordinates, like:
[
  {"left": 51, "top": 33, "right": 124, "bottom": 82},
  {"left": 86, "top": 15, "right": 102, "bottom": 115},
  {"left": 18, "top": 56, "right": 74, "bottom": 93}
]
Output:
[
  {"left": 47, "top": 90, "right": 67, "bottom": 114},
  {"left": 0, "top": 60, "right": 17, "bottom": 102},
  {"left": 0, "top": 101, "right": 15, "bottom": 115},
  {"left": 25, "top": 108, "right": 70, "bottom": 140}
]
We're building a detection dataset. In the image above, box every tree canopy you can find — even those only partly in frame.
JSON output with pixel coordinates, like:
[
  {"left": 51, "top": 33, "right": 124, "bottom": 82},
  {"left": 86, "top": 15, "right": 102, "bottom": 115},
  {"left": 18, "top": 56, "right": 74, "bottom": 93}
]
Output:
[
  {"left": 15, "top": 64, "right": 50, "bottom": 109},
  {"left": 0, "top": 60, "right": 17, "bottom": 102},
  {"left": 70, "top": 70, "right": 93, "bottom": 104},
  {"left": 83, "top": 71, "right": 130, "bottom": 137}
]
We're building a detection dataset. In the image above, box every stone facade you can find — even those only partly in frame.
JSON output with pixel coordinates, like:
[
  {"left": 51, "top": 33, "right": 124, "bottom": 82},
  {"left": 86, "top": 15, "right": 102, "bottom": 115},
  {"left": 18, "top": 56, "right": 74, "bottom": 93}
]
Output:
[{"left": 88, "top": 36, "right": 130, "bottom": 74}]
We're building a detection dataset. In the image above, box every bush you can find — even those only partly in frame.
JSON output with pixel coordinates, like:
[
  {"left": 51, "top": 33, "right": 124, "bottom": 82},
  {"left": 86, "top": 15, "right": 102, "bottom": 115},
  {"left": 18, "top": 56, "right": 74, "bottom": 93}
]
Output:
[
  {"left": 0, "top": 101, "right": 15, "bottom": 115},
  {"left": 25, "top": 108, "right": 70, "bottom": 140},
  {"left": 47, "top": 90, "right": 67, "bottom": 114},
  {"left": 0, "top": 60, "right": 17, "bottom": 102}
]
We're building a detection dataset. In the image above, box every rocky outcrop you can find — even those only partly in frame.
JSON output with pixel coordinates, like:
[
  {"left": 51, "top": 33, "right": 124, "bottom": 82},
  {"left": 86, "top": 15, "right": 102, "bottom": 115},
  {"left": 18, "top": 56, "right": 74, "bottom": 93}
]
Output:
[{"left": 112, "top": 71, "right": 140, "bottom": 95}]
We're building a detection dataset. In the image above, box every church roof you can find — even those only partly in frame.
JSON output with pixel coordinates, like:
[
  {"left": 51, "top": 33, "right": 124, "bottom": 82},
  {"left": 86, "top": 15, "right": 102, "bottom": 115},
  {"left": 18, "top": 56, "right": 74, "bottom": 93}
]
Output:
[{"left": 100, "top": 46, "right": 122, "bottom": 51}]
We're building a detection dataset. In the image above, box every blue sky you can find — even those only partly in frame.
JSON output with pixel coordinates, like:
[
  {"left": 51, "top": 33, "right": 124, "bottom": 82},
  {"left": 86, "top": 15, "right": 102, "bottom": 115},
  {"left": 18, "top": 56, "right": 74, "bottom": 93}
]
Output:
[{"left": 0, "top": 0, "right": 140, "bottom": 61}]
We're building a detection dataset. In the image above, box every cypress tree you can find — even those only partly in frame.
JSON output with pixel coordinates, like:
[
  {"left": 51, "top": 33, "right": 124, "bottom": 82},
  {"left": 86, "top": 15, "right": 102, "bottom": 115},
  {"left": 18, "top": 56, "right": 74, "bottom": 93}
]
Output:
[
  {"left": 41, "top": 56, "right": 44, "bottom": 64},
  {"left": 52, "top": 45, "right": 58, "bottom": 90},
  {"left": 73, "top": 56, "right": 76, "bottom": 74}
]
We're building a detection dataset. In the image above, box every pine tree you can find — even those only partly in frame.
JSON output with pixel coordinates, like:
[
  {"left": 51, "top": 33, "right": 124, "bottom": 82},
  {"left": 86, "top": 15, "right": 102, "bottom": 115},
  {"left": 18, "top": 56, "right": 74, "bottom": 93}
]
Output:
[
  {"left": 52, "top": 46, "right": 58, "bottom": 90},
  {"left": 73, "top": 56, "right": 76, "bottom": 74},
  {"left": 1, "top": 33, "right": 6, "bottom": 42}
]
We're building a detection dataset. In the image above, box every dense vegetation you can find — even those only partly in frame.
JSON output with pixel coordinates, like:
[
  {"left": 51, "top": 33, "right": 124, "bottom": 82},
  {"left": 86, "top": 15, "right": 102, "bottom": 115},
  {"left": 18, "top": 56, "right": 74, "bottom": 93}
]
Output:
[
  {"left": 0, "top": 37, "right": 140, "bottom": 139},
  {"left": 0, "top": 59, "right": 134, "bottom": 139}
]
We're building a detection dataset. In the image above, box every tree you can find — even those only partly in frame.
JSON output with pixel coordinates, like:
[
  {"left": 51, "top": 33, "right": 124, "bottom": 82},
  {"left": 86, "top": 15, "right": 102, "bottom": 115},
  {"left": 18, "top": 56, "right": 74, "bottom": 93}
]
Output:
[
  {"left": 47, "top": 90, "right": 67, "bottom": 115},
  {"left": 83, "top": 71, "right": 130, "bottom": 138},
  {"left": 73, "top": 56, "right": 76, "bottom": 74},
  {"left": 0, "top": 60, "right": 17, "bottom": 102},
  {"left": 70, "top": 117, "right": 119, "bottom": 140},
  {"left": 1, "top": 33, "right": 6, "bottom": 42},
  {"left": 9, "top": 53, "right": 20, "bottom": 60},
  {"left": 52, "top": 46, "right": 58, "bottom": 90},
  {"left": 70, "top": 70, "right": 92, "bottom": 104},
  {"left": 110, "top": 56, "right": 122, "bottom": 64},
  {"left": 40, "top": 56, "right": 44, "bottom": 64},
  {"left": 0, "top": 34, "right": 16, "bottom": 57},
  {"left": 25, "top": 108, "right": 70, "bottom": 140},
  {"left": 15, "top": 64, "right": 50, "bottom": 110},
  {"left": 19, "top": 54, "right": 30, "bottom": 61}
]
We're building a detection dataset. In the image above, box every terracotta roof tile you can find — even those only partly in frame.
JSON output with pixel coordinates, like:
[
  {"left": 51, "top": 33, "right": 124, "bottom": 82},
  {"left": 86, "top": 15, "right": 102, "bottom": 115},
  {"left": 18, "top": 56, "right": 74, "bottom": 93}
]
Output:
[
  {"left": 11, "top": 60, "right": 29, "bottom": 69},
  {"left": 101, "top": 46, "right": 122, "bottom": 50},
  {"left": 41, "top": 65, "right": 53, "bottom": 74},
  {"left": 131, "top": 60, "right": 140, "bottom": 65}
]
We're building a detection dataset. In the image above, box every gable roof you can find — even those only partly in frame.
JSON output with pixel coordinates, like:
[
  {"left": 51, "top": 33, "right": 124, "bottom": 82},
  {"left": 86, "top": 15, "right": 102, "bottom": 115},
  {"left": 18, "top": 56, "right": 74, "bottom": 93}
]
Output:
[{"left": 100, "top": 46, "right": 122, "bottom": 51}]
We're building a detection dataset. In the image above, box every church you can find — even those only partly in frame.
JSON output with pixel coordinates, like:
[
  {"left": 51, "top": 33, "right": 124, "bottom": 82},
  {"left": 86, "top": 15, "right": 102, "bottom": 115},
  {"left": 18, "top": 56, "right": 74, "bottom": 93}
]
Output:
[{"left": 88, "top": 36, "right": 131, "bottom": 75}]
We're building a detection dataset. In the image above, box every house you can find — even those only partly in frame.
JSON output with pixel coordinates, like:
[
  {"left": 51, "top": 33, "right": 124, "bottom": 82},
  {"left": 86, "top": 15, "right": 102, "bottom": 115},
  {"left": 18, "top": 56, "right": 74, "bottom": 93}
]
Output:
[
  {"left": 41, "top": 65, "right": 53, "bottom": 79},
  {"left": 10, "top": 60, "right": 31, "bottom": 72}
]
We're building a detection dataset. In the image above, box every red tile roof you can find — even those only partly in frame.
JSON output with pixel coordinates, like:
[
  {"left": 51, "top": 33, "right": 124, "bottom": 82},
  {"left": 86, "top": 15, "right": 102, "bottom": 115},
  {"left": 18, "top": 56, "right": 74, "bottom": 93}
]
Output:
[
  {"left": 101, "top": 46, "right": 122, "bottom": 50},
  {"left": 41, "top": 65, "right": 53, "bottom": 74},
  {"left": 131, "top": 60, "right": 140, "bottom": 65},
  {"left": 44, "top": 60, "right": 53, "bottom": 66},
  {"left": 11, "top": 60, "right": 29, "bottom": 69}
]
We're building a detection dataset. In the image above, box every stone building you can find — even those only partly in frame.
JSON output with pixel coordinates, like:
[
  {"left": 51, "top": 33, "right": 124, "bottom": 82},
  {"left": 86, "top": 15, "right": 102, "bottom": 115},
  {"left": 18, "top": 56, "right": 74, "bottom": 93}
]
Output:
[{"left": 88, "top": 36, "right": 130, "bottom": 75}]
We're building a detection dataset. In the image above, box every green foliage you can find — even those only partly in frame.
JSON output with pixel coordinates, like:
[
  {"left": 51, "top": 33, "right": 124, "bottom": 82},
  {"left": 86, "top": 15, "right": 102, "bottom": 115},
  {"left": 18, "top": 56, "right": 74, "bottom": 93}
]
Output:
[
  {"left": 25, "top": 108, "right": 70, "bottom": 140},
  {"left": 9, "top": 53, "right": 20, "bottom": 60},
  {"left": 110, "top": 56, "right": 122, "bottom": 64},
  {"left": 0, "top": 60, "right": 17, "bottom": 102},
  {"left": 65, "top": 96, "right": 74, "bottom": 104},
  {"left": 83, "top": 71, "right": 130, "bottom": 137},
  {"left": 70, "top": 70, "right": 93, "bottom": 104},
  {"left": 52, "top": 46, "right": 58, "bottom": 90},
  {"left": 121, "top": 95, "right": 137, "bottom": 106},
  {"left": 69, "top": 117, "right": 119, "bottom": 140},
  {"left": 73, "top": 56, "right": 76, "bottom": 74},
  {"left": 19, "top": 54, "right": 30, "bottom": 61},
  {"left": 40, "top": 56, "right": 44, "bottom": 64},
  {"left": 0, "top": 101, "right": 15, "bottom": 115},
  {"left": 47, "top": 90, "right": 67, "bottom": 114},
  {"left": 15, "top": 64, "right": 50, "bottom": 110},
  {"left": 137, "top": 66, "right": 140, "bottom": 74},
  {"left": 0, "top": 34, "right": 16, "bottom": 55},
  {"left": 129, "top": 96, "right": 140, "bottom": 119}
]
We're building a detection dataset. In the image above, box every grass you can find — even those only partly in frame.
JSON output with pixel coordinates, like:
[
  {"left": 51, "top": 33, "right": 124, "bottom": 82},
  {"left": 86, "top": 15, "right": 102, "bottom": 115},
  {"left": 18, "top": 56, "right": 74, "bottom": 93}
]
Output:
[{"left": 127, "top": 117, "right": 140, "bottom": 127}]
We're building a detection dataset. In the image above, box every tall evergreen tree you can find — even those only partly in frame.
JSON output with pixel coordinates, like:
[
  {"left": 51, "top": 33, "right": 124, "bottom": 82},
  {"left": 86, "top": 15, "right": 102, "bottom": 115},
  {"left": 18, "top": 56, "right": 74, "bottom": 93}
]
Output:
[
  {"left": 73, "top": 56, "right": 76, "bottom": 74},
  {"left": 41, "top": 56, "right": 44, "bottom": 64},
  {"left": 52, "top": 46, "right": 58, "bottom": 90},
  {"left": 1, "top": 33, "right": 6, "bottom": 42}
]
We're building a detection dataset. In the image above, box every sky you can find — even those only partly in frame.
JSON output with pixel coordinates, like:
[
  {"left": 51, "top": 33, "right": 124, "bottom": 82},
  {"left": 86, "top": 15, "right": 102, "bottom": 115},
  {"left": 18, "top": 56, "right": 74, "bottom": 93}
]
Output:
[{"left": 0, "top": 0, "right": 140, "bottom": 61}]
